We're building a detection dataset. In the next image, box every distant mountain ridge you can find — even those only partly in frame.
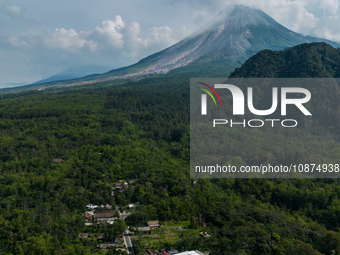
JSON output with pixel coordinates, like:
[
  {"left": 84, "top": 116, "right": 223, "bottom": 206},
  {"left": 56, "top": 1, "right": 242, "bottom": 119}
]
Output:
[{"left": 32, "top": 65, "right": 114, "bottom": 85}]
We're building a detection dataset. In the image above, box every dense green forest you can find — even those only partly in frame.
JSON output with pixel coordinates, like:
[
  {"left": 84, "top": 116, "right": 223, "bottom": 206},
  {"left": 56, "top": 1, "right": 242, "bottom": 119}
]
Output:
[
  {"left": 2, "top": 42, "right": 340, "bottom": 254},
  {"left": 230, "top": 42, "right": 340, "bottom": 78}
]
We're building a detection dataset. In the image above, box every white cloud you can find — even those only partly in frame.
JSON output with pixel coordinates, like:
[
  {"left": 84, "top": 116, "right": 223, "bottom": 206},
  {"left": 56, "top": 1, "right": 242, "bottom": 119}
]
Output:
[
  {"left": 5, "top": 5, "right": 25, "bottom": 18},
  {"left": 123, "top": 21, "right": 147, "bottom": 56},
  {"left": 255, "top": 0, "right": 340, "bottom": 41},
  {"left": 0, "top": 14, "right": 185, "bottom": 85},
  {"left": 37, "top": 15, "right": 181, "bottom": 57},
  {"left": 8, "top": 37, "right": 29, "bottom": 47},
  {"left": 87, "top": 39, "right": 98, "bottom": 51},
  {"left": 94, "top": 16, "right": 125, "bottom": 48},
  {"left": 319, "top": 0, "right": 339, "bottom": 15},
  {"left": 168, "top": 0, "right": 340, "bottom": 42},
  {"left": 7, "top": 15, "right": 177, "bottom": 56},
  {"left": 314, "top": 28, "right": 340, "bottom": 42},
  {"left": 43, "top": 28, "right": 87, "bottom": 51},
  {"left": 192, "top": 9, "right": 208, "bottom": 23},
  {"left": 146, "top": 26, "right": 177, "bottom": 48},
  {"left": 255, "top": 0, "right": 319, "bottom": 34}
]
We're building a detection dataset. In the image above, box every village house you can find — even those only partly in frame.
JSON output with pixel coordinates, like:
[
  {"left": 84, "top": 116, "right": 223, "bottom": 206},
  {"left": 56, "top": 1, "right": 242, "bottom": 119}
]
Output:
[
  {"left": 115, "top": 180, "right": 137, "bottom": 192},
  {"left": 160, "top": 249, "right": 168, "bottom": 255},
  {"left": 97, "top": 233, "right": 105, "bottom": 240},
  {"left": 114, "top": 236, "right": 121, "bottom": 243},
  {"left": 175, "top": 251, "right": 205, "bottom": 255},
  {"left": 199, "top": 232, "right": 210, "bottom": 238},
  {"left": 84, "top": 212, "right": 93, "bottom": 220},
  {"left": 142, "top": 249, "right": 178, "bottom": 255},
  {"left": 114, "top": 182, "right": 124, "bottom": 191},
  {"left": 94, "top": 210, "right": 116, "bottom": 221},
  {"left": 105, "top": 219, "right": 115, "bottom": 225},
  {"left": 78, "top": 233, "right": 94, "bottom": 239},
  {"left": 143, "top": 250, "right": 204, "bottom": 255},
  {"left": 142, "top": 250, "right": 158, "bottom": 255},
  {"left": 147, "top": 220, "right": 160, "bottom": 229},
  {"left": 53, "top": 158, "right": 63, "bottom": 163},
  {"left": 97, "top": 244, "right": 115, "bottom": 249},
  {"left": 168, "top": 250, "right": 179, "bottom": 255},
  {"left": 138, "top": 226, "right": 150, "bottom": 234},
  {"left": 149, "top": 249, "right": 160, "bottom": 255},
  {"left": 86, "top": 204, "right": 98, "bottom": 210}
]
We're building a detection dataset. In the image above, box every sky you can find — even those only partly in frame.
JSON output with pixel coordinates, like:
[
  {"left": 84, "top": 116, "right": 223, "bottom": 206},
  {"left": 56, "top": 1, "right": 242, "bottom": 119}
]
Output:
[{"left": 1, "top": 0, "right": 340, "bottom": 88}]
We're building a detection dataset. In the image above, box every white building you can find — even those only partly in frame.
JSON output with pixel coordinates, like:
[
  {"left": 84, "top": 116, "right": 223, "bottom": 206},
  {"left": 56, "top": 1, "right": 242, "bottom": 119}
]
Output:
[
  {"left": 86, "top": 204, "right": 98, "bottom": 210},
  {"left": 176, "top": 251, "right": 205, "bottom": 255}
]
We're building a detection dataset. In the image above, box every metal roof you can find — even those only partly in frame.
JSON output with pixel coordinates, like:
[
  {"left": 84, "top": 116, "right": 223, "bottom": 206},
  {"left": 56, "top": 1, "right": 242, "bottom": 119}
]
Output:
[{"left": 176, "top": 251, "right": 205, "bottom": 255}]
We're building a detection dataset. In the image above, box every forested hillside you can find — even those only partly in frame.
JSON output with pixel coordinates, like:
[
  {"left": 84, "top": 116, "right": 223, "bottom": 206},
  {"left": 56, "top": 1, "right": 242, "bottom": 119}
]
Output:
[
  {"left": 230, "top": 42, "right": 340, "bottom": 78},
  {"left": 2, "top": 43, "right": 340, "bottom": 254}
]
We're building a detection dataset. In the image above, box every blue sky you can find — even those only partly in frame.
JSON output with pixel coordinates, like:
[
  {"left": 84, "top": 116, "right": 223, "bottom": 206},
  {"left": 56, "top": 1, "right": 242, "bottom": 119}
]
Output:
[{"left": 1, "top": 0, "right": 340, "bottom": 87}]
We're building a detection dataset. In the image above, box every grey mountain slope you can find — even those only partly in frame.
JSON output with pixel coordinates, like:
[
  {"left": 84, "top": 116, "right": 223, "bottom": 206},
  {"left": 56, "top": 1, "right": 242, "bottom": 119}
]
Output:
[{"left": 32, "top": 65, "right": 114, "bottom": 85}]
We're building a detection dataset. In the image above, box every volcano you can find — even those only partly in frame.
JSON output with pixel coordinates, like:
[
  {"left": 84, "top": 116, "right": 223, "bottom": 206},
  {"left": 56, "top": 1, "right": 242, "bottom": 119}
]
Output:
[
  {"left": 98, "top": 4, "right": 339, "bottom": 79},
  {"left": 24, "top": 4, "right": 340, "bottom": 90}
]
